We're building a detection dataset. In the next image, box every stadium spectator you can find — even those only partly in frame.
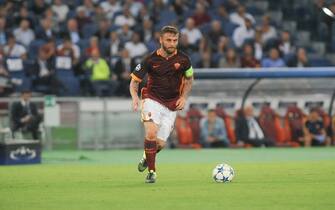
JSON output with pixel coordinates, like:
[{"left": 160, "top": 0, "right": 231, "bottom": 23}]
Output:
[
  {"left": 100, "top": 0, "right": 122, "bottom": 20},
  {"left": 191, "top": 3, "right": 211, "bottom": 26},
  {"left": 0, "top": 49, "right": 12, "bottom": 96},
  {"left": 114, "top": 48, "right": 135, "bottom": 97},
  {"left": 304, "top": 108, "right": 331, "bottom": 146},
  {"left": 39, "top": 38, "right": 56, "bottom": 61},
  {"left": 64, "top": 18, "right": 81, "bottom": 44},
  {"left": 224, "top": 0, "right": 240, "bottom": 13},
  {"left": 114, "top": 6, "right": 135, "bottom": 27},
  {"left": 172, "top": 0, "right": 189, "bottom": 19},
  {"left": 124, "top": 32, "right": 148, "bottom": 59},
  {"left": 218, "top": 48, "right": 240, "bottom": 68},
  {"left": 44, "top": 7, "right": 61, "bottom": 35},
  {"left": 207, "top": 20, "right": 227, "bottom": 53},
  {"left": 229, "top": 5, "right": 255, "bottom": 27},
  {"left": 82, "top": 0, "right": 95, "bottom": 17},
  {"left": 148, "top": 0, "right": 166, "bottom": 24},
  {"left": 3, "top": 34, "right": 27, "bottom": 60},
  {"left": 177, "top": 33, "right": 194, "bottom": 54},
  {"left": 211, "top": 4, "right": 229, "bottom": 22},
  {"left": 200, "top": 109, "right": 230, "bottom": 148},
  {"left": 197, "top": 49, "right": 216, "bottom": 68},
  {"left": 13, "top": 19, "right": 35, "bottom": 47},
  {"left": 181, "top": 18, "right": 203, "bottom": 48},
  {"left": 135, "top": 5, "right": 151, "bottom": 25},
  {"left": 261, "top": 48, "right": 286, "bottom": 68},
  {"left": 35, "top": 18, "right": 55, "bottom": 41},
  {"left": 287, "top": 48, "right": 310, "bottom": 67},
  {"left": 92, "top": 5, "right": 108, "bottom": 24},
  {"left": 279, "top": 31, "right": 295, "bottom": 57},
  {"left": 75, "top": 6, "right": 92, "bottom": 31},
  {"left": 117, "top": 24, "right": 133, "bottom": 43},
  {"left": 31, "top": 47, "right": 64, "bottom": 95},
  {"left": 85, "top": 36, "right": 99, "bottom": 58},
  {"left": 235, "top": 106, "right": 275, "bottom": 147},
  {"left": 241, "top": 44, "right": 260, "bottom": 68},
  {"left": 83, "top": 48, "right": 118, "bottom": 96},
  {"left": 124, "top": 0, "right": 143, "bottom": 17},
  {"left": 139, "top": 19, "right": 154, "bottom": 43},
  {"left": 57, "top": 36, "right": 80, "bottom": 66},
  {"left": 0, "top": 17, "right": 9, "bottom": 46},
  {"left": 94, "top": 19, "right": 111, "bottom": 40},
  {"left": 30, "top": 0, "right": 48, "bottom": 18},
  {"left": 13, "top": 6, "right": 35, "bottom": 29},
  {"left": 51, "top": 0, "right": 69, "bottom": 23},
  {"left": 254, "top": 29, "right": 264, "bottom": 60},
  {"left": 10, "top": 90, "right": 42, "bottom": 140},
  {"left": 233, "top": 17, "right": 255, "bottom": 48},
  {"left": 260, "top": 15, "right": 277, "bottom": 44},
  {"left": 107, "top": 31, "right": 123, "bottom": 58}
]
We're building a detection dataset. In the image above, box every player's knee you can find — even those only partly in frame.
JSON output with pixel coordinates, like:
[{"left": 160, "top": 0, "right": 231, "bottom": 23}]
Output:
[{"left": 146, "top": 131, "right": 157, "bottom": 140}]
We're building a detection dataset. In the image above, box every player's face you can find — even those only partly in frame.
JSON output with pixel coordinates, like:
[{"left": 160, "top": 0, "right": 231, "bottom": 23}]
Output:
[{"left": 160, "top": 32, "right": 179, "bottom": 55}]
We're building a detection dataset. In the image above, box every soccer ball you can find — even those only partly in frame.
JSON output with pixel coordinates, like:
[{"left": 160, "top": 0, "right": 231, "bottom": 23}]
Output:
[{"left": 212, "top": 163, "right": 234, "bottom": 183}]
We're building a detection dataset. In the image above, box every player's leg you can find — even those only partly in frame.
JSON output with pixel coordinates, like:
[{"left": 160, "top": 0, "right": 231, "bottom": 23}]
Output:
[
  {"left": 138, "top": 99, "right": 161, "bottom": 173},
  {"left": 143, "top": 121, "right": 158, "bottom": 183}
]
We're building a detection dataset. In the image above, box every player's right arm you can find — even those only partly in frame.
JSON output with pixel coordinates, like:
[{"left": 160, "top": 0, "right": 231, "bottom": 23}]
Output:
[
  {"left": 129, "top": 79, "right": 140, "bottom": 111},
  {"left": 129, "top": 60, "right": 149, "bottom": 111}
]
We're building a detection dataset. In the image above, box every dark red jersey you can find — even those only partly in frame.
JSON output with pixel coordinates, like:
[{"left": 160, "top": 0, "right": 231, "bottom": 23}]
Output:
[{"left": 130, "top": 50, "right": 193, "bottom": 111}]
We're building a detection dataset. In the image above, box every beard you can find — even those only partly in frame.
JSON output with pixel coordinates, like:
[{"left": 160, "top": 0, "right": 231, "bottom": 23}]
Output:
[{"left": 162, "top": 45, "right": 176, "bottom": 55}]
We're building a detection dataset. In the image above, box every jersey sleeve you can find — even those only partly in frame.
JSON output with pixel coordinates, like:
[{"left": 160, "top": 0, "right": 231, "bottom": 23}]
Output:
[
  {"left": 130, "top": 58, "right": 149, "bottom": 82},
  {"left": 183, "top": 56, "right": 194, "bottom": 78}
]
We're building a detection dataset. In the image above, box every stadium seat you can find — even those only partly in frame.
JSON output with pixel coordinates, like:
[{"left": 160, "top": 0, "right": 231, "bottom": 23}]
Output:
[
  {"left": 28, "top": 39, "right": 46, "bottom": 60},
  {"left": 55, "top": 56, "right": 80, "bottom": 96},
  {"left": 258, "top": 106, "right": 286, "bottom": 146},
  {"left": 175, "top": 115, "right": 201, "bottom": 149},
  {"left": 223, "top": 21, "right": 239, "bottom": 37},
  {"left": 215, "top": 106, "right": 237, "bottom": 144},
  {"left": 186, "top": 106, "right": 203, "bottom": 145},
  {"left": 310, "top": 58, "right": 332, "bottom": 67},
  {"left": 283, "top": 105, "right": 306, "bottom": 147},
  {"left": 81, "top": 23, "right": 98, "bottom": 39}
]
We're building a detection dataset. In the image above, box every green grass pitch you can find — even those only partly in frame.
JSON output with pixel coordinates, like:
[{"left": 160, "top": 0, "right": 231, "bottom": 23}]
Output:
[{"left": 1, "top": 148, "right": 335, "bottom": 210}]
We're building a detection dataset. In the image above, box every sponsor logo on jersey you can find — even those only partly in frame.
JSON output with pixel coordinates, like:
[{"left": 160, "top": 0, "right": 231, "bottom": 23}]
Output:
[
  {"left": 174, "top": 63, "right": 181, "bottom": 70},
  {"left": 135, "top": 64, "right": 141, "bottom": 71}
]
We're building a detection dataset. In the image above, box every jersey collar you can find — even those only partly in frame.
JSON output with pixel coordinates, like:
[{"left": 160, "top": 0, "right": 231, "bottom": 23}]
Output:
[{"left": 157, "top": 48, "right": 178, "bottom": 60}]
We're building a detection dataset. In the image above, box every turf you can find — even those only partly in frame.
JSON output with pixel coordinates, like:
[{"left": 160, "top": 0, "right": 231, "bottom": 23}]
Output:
[{"left": 1, "top": 148, "right": 335, "bottom": 210}]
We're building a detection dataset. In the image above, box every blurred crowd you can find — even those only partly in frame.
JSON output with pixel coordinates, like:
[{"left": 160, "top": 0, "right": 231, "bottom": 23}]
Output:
[
  {"left": 0, "top": 0, "right": 334, "bottom": 97},
  {"left": 172, "top": 104, "right": 334, "bottom": 148}
]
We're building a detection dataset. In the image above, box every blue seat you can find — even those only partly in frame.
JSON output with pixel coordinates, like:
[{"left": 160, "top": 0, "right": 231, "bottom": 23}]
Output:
[
  {"left": 223, "top": 22, "right": 239, "bottom": 37},
  {"left": 56, "top": 69, "right": 80, "bottom": 96},
  {"left": 310, "top": 58, "right": 333, "bottom": 67},
  {"left": 81, "top": 24, "right": 98, "bottom": 39},
  {"left": 28, "top": 39, "right": 46, "bottom": 60}
]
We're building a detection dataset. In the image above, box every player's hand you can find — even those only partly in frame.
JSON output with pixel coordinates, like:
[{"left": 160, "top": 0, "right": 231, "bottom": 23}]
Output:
[
  {"left": 176, "top": 96, "right": 186, "bottom": 110},
  {"left": 132, "top": 97, "right": 140, "bottom": 111}
]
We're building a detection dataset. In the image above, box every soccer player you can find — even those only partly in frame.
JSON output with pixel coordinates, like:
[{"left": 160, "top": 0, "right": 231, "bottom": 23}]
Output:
[{"left": 129, "top": 26, "right": 194, "bottom": 183}]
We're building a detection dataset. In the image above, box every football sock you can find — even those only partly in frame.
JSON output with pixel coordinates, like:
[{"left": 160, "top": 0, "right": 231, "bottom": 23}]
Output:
[
  {"left": 144, "top": 139, "right": 157, "bottom": 172},
  {"left": 143, "top": 144, "right": 162, "bottom": 159}
]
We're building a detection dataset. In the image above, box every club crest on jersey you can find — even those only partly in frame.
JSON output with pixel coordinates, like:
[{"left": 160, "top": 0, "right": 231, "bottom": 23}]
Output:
[
  {"left": 174, "top": 63, "right": 181, "bottom": 70},
  {"left": 135, "top": 64, "right": 141, "bottom": 71}
]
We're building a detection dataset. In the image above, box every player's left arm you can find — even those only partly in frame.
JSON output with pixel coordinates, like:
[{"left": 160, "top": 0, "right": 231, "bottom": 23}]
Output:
[{"left": 176, "top": 65, "right": 194, "bottom": 110}]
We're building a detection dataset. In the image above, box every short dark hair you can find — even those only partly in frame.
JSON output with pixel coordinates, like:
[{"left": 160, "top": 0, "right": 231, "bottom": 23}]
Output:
[{"left": 160, "top": 25, "right": 179, "bottom": 36}]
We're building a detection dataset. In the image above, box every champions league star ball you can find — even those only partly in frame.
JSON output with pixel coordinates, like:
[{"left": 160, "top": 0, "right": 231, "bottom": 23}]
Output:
[{"left": 212, "top": 163, "right": 235, "bottom": 183}]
